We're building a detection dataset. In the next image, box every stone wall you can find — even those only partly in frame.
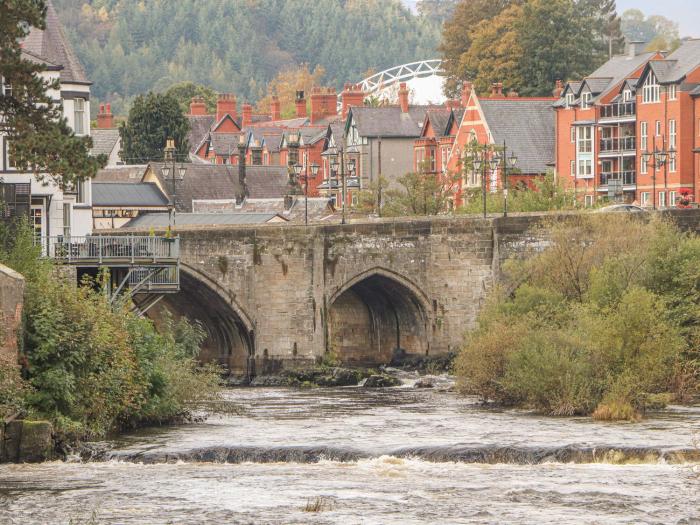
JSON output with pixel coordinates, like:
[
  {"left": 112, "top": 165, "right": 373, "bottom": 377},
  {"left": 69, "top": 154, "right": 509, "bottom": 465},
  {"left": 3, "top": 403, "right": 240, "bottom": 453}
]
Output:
[{"left": 0, "top": 263, "right": 25, "bottom": 362}]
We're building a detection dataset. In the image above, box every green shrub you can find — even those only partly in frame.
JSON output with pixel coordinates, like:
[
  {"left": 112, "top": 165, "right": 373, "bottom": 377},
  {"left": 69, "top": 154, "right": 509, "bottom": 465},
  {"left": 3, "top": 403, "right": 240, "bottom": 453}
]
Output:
[{"left": 457, "top": 215, "right": 697, "bottom": 420}]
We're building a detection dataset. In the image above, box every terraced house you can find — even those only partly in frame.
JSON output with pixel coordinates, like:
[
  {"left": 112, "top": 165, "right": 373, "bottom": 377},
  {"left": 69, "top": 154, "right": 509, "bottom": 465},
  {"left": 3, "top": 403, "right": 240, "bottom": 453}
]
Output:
[{"left": 554, "top": 39, "right": 700, "bottom": 207}]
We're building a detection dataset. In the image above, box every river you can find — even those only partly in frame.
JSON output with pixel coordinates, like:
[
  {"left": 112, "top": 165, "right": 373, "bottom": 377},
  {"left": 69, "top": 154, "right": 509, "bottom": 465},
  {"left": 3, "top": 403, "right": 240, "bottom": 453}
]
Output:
[{"left": 1, "top": 379, "right": 699, "bottom": 524}]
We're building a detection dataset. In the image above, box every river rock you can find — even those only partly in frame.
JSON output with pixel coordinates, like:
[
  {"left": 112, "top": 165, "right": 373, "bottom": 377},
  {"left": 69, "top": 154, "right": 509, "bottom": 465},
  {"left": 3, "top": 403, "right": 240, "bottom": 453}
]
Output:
[
  {"left": 363, "top": 374, "right": 402, "bottom": 388},
  {"left": 414, "top": 379, "right": 434, "bottom": 389},
  {"left": 1, "top": 420, "right": 53, "bottom": 463}
]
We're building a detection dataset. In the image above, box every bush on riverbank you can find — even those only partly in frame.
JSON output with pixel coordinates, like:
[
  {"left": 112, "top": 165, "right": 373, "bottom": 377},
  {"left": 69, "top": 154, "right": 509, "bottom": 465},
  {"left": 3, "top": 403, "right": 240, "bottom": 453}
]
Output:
[
  {"left": 456, "top": 215, "right": 700, "bottom": 420},
  {"left": 0, "top": 222, "right": 220, "bottom": 441}
]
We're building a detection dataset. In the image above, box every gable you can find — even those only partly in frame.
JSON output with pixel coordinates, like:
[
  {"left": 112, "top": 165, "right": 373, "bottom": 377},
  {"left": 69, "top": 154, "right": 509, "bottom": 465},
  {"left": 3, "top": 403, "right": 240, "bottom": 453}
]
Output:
[{"left": 212, "top": 114, "right": 242, "bottom": 133}]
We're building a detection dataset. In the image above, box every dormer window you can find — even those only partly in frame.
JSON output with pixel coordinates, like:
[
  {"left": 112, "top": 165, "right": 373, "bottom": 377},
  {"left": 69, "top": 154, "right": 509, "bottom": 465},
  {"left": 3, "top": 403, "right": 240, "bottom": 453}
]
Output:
[
  {"left": 642, "top": 72, "right": 660, "bottom": 103},
  {"left": 623, "top": 89, "right": 632, "bottom": 102},
  {"left": 565, "top": 93, "right": 575, "bottom": 107},
  {"left": 581, "top": 91, "right": 592, "bottom": 110},
  {"left": 668, "top": 84, "right": 677, "bottom": 100}
]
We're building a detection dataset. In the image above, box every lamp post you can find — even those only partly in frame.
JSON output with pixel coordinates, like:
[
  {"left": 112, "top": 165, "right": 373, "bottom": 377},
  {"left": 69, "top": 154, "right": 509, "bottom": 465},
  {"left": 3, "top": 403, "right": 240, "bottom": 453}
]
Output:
[
  {"left": 293, "top": 160, "right": 320, "bottom": 225},
  {"left": 472, "top": 153, "right": 486, "bottom": 218},
  {"left": 499, "top": 142, "right": 518, "bottom": 217},
  {"left": 322, "top": 145, "right": 358, "bottom": 225},
  {"left": 161, "top": 138, "right": 187, "bottom": 229},
  {"left": 641, "top": 143, "right": 669, "bottom": 210}
]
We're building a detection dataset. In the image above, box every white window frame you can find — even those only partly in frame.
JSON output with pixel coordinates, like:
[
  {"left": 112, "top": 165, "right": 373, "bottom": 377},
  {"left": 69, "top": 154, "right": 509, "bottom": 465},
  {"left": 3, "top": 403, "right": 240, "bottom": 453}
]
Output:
[
  {"left": 669, "top": 119, "right": 677, "bottom": 172},
  {"left": 74, "top": 98, "right": 85, "bottom": 135},
  {"left": 584, "top": 195, "right": 594, "bottom": 207},
  {"left": 581, "top": 91, "right": 592, "bottom": 110},
  {"left": 655, "top": 121, "right": 661, "bottom": 137},
  {"left": 1, "top": 77, "right": 11, "bottom": 98},
  {"left": 659, "top": 191, "right": 666, "bottom": 208},
  {"left": 577, "top": 126, "right": 593, "bottom": 153},
  {"left": 566, "top": 93, "right": 575, "bottom": 107},
  {"left": 668, "top": 84, "right": 677, "bottom": 101},
  {"left": 670, "top": 191, "right": 677, "bottom": 207},
  {"left": 642, "top": 72, "right": 660, "bottom": 103},
  {"left": 640, "top": 121, "right": 648, "bottom": 152},
  {"left": 578, "top": 159, "right": 592, "bottom": 178},
  {"left": 570, "top": 127, "right": 575, "bottom": 143},
  {"left": 623, "top": 89, "right": 632, "bottom": 102},
  {"left": 570, "top": 160, "right": 575, "bottom": 177}
]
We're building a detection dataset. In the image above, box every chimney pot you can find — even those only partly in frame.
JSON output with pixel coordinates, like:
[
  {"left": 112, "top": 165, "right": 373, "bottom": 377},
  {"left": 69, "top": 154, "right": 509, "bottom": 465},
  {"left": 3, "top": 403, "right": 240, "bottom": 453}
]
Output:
[
  {"left": 242, "top": 103, "right": 253, "bottom": 127},
  {"left": 398, "top": 82, "right": 409, "bottom": 113},
  {"left": 189, "top": 97, "right": 208, "bottom": 116},
  {"left": 216, "top": 93, "right": 237, "bottom": 122},
  {"left": 96, "top": 101, "right": 114, "bottom": 129},
  {"left": 270, "top": 95, "right": 281, "bottom": 121},
  {"left": 295, "top": 90, "right": 307, "bottom": 118}
]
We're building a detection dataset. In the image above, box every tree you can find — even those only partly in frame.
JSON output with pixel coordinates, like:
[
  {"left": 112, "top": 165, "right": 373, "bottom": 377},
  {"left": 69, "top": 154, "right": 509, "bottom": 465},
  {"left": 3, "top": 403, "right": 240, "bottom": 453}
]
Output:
[
  {"left": 0, "top": 0, "right": 105, "bottom": 186},
  {"left": 165, "top": 81, "right": 218, "bottom": 115},
  {"left": 621, "top": 9, "right": 680, "bottom": 48},
  {"left": 439, "top": 0, "right": 521, "bottom": 97},
  {"left": 382, "top": 165, "right": 460, "bottom": 216},
  {"left": 119, "top": 92, "right": 190, "bottom": 163},
  {"left": 577, "top": 0, "right": 624, "bottom": 60},
  {"left": 254, "top": 64, "right": 326, "bottom": 119},
  {"left": 418, "top": 0, "right": 459, "bottom": 26}
]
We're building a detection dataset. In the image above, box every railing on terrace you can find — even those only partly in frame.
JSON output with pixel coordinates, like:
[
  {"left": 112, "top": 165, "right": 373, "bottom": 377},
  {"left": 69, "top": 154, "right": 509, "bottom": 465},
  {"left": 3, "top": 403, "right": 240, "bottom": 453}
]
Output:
[
  {"left": 600, "top": 136, "right": 636, "bottom": 154},
  {"left": 45, "top": 235, "right": 179, "bottom": 264},
  {"left": 600, "top": 171, "right": 636, "bottom": 186},
  {"left": 128, "top": 266, "right": 180, "bottom": 292},
  {"left": 600, "top": 102, "right": 636, "bottom": 119}
]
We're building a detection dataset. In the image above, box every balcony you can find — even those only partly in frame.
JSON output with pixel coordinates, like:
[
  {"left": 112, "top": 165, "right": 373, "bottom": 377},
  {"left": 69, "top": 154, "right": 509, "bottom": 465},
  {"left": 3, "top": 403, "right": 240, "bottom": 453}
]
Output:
[
  {"left": 600, "top": 102, "right": 636, "bottom": 121},
  {"left": 599, "top": 136, "right": 636, "bottom": 155},
  {"left": 600, "top": 170, "right": 636, "bottom": 186},
  {"left": 45, "top": 235, "right": 179, "bottom": 266}
]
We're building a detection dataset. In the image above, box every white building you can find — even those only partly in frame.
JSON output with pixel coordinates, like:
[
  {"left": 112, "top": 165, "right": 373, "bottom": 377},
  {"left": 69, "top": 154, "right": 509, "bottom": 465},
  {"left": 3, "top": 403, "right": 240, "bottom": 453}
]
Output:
[{"left": 0, "top": 0, "right": 93, "bottom": 244}]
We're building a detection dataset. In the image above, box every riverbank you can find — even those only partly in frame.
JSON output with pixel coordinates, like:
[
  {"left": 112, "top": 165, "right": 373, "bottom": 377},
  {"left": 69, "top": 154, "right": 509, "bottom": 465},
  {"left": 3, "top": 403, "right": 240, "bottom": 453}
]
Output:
[{"left": 1, "top": 387, "right": 698, "bottom": 524}]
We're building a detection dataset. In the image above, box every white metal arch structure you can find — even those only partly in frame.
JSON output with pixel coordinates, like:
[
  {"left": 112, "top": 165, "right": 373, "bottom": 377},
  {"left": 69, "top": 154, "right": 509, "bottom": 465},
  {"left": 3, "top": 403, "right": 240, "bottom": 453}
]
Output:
[{"left": 358, "top": 59, "right": 444, "bottom": 96}]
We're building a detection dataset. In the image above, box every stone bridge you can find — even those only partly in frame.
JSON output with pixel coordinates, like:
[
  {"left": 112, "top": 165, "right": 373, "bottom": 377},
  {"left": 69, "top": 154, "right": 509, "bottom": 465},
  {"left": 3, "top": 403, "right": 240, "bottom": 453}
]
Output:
[{"left": 131, "top": 211, "right": 700, "bottom": 376}]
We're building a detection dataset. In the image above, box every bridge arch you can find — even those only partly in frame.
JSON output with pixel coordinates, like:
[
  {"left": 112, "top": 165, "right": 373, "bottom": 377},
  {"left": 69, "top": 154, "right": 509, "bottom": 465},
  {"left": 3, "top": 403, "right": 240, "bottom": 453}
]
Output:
[
  {"left": 327, "top": 267, "right": 431, "bottom": 365},
  {"left": 139, "top": 264, "right": 255, "bottom": 376}
]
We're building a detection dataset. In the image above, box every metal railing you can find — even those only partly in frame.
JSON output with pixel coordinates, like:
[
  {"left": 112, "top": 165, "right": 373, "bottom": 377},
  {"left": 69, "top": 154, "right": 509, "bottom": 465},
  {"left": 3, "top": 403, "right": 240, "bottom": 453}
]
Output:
[
  {"left": 600, "top": 170, "right": 636, "bottom": 186},
  {"left": 129, "top": 266, "right": 180, "bottom": 292},
  {"left": 600, "top": 102, "right": 636, "bottom": 119},
  {"left": 46, "top": 235, "right": 179, "bottom": 263},
  {"left": 600, "top": 136, "right": 636, "bottom": 154}
]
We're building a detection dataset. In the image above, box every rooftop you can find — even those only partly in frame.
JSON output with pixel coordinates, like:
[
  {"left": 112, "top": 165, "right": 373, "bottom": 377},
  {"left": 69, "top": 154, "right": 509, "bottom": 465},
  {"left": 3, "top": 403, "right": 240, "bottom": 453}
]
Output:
[{"left": 92, "top": 182, "right": 169, "bottom": 207}]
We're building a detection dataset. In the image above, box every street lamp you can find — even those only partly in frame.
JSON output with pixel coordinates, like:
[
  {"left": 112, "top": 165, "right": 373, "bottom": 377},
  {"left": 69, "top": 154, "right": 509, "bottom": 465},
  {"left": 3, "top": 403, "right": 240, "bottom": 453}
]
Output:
[
  {"left": 292, "top": 161, "right": 319, "bottom": 226},
  {"left": 472, "top": 154, "right": 487, "bottom": 218},
  {"left": 162, "top": 137, "right": 187, "bottom": 229},
  {"left": 322, "top": 145, "right": 354, "bottom": 225},
  {"left": 642, "top": 142, "right": 670, "bottom": 210},
  {"left": 499, "top": 143, "right": 518, "bottom": 217}
]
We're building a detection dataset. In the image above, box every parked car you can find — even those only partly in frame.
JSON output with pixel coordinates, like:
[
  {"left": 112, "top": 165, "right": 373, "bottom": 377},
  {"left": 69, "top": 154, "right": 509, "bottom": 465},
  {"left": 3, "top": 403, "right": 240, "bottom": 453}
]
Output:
[{"left": 596, "top": 204, "right": 646, "bottom": 213}]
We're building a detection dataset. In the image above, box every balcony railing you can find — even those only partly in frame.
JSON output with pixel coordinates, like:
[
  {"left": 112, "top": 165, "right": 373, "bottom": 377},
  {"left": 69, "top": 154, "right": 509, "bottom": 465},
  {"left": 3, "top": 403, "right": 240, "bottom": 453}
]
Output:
[
  {"left": 45, "top": 235, "right": 179, "bottom": 264},
  {"left": 600, "top": 136, "right": 636, "bottom": 154},
  {"left": 600, "top": 102, "right": 636, "bottom": 119},
  {"left": 600, "top": 171, "right": 636, "bottom": 186},
  {"left": 129, "top": 266, "right": 180, "bottom": 292}
]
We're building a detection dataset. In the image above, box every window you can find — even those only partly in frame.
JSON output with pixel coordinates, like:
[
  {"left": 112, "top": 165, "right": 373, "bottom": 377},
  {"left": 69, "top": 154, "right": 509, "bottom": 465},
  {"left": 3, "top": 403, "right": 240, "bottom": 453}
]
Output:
[
  {"left": 63, "top": 203, "right": 71, "bottom": 238},
  {"left": 1, "top": 77, "right": 11, "bottom": 98},
  {"left": 415, "top": 148, "right": 425, "bottom": 171},
  {"left": 670, "top": 191, "right": 677, "bottom": 207},
  {"left": 640, "top": 121, "right": 648, "bottom": 151},
  {"left": 623, "top": 89, "right": 632, "bottom": 102},
  {"left": 642, "top": 72, "right": 660, "bottom": 103},
  {"left": 641, "top": 192, "right": 650, "bottom": 206},
  {"left": 263, "top": 151, "right": 269, "bottom": 165},
  {"left": 659, "top": 191, "right": 666, "bottom": 208},
  {"left": 73, "top": 98, "right": 85, "bottom": 135},
  {"left": 252, "top": 148, "right": 262, "bottom": 166},
  {"left": 577, "top": 126, "right": 593, "bottom": 153},
  {"left": 669, "top": 119, "right": 677, "bottom": 172},
  {"left": 570, "top": 160, "right": 575, "bottom": 176},
  {"left": 570, "top": 127, "right": 575, "bottom": 143},
  {"left": 581, "top": 91, "right": 592, "bottom": 110},
  {"left": 441, "top": 147, "right": 448, "bottom": 174},
  {"left": 76, "top": 180, "right": 87, "bottom": 204},
  {"left": 578, "top": 159, "right": 592, "bottom": 178},
  {"left": 429, "top": 147, "right": 436, "bottom": 172},
  {"left": 668, "top": 84, "right": 677, "bottom": 100},
  {"left": 584, "top": 195, "right": 594, "bottom": 207},
  {"left": 655, "top": 121, "right": 661, "bottom": 137},
  {"left": 566, "top": 93, "right": 575, "bottom": 107}
]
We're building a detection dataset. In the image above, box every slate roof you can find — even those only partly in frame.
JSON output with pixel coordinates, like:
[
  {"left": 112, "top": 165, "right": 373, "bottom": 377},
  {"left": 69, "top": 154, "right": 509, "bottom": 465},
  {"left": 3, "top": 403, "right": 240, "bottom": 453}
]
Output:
[
  {"left": 20, "top": 49, "right": 61, "bottom": 69},
  {"left": 582, "top": 77, "right": 613, "bottom": 95},
  {"left": 147, "top": 163, "right": 290, "bottom": 211},
  {"left": 424, "top": 110, "right": 452, "bottom": 137},
  {"left": 93, "top": 165, "right": 148, "bottom": 183},
  {"left": 23, "top": 0, "right": 89, "bottom": 84},
  {"left": 126, "top": 213, "right": 286, "bottom": 228},
  {"left": 479, "top": 99, "right": 555, "bottom": 175},
  {"left": 209, "top": 132, "right": 248, "bottom": 155},
  {"left": 186, "top": 115, "right": 216, "bottom": 153},
  {"left": 90, "top": 129, "right": 120, "bottom": 157},
  {"left": 348, "top": 106, "right": 440, "bottom": 138},
  {"left": 249, "top": 117, "right": 309, "bottom": 129},
  {"left": 228, "top": 197, "right": 334, "bottom": 222},
  {"left": 643, "top": 39, "right": 700, "bottom": 83},
  {"left": 92, "top": 182, "right": 168, "bottom": 207}
]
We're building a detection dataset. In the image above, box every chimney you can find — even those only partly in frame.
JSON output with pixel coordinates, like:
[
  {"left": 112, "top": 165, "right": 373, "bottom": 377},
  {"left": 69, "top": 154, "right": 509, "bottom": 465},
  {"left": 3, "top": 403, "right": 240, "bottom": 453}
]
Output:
[
  {"left": 96, "top": 103, "right": 114, "bottom": 129},
  {"left": 242, "top": 103, "right": 253, "bottom": 127},
  {"left": 295, "top": 90, "right": 307, "bottom": 118},
  {"left": 237, "top": 134, "right": 247, "bottom": 204},
  {"left": 324, "top": 87, "right": 338, "bottom": 120},
  {"left": 270, "top": 95, "right": 281, "bottom": 121},
  {"left": 189, "top": 97, "right": 207, "bottom": 116},
  {"left": 398, "top": 82, "right": 409, "bottom": 113},
  {"left": 552, "top": 80, "right": 564, "bottom": 98},
  {"left": 341, "top": 83, "right": 365, "bottom": 119},
  {"left": 310, "top": 87, "right": 323, "bottom": 124},
  {"left": 627, "top": 40, "right": 646, "bottom": 58},
  {"left": 490, "top": 83, "right": 504, "bottom": 98},
  {"left": 461, "top": 81, "right": 473, "bottom": 107},
  {"left": 216, "top": 93, "right": 237, "bottom": 122}
]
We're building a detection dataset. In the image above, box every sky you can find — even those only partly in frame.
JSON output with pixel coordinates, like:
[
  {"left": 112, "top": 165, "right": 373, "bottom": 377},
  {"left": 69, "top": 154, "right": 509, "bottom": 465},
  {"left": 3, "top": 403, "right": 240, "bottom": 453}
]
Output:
[{"left": 616, "top": 0, "right": 698, "bottom": 37}]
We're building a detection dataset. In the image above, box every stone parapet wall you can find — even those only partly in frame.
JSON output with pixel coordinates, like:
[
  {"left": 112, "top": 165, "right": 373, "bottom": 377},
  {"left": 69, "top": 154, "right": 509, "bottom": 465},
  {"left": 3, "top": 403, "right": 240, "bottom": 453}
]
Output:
[{"left": 0, "top": 264, "right": 25, "bottom": 362}]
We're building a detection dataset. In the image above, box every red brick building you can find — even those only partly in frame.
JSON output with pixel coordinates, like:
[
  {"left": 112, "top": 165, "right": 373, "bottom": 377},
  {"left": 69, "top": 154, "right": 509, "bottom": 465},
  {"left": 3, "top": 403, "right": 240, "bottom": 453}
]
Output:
[{"left": 554, "top": 39, "right": 700, "bottom": 207}]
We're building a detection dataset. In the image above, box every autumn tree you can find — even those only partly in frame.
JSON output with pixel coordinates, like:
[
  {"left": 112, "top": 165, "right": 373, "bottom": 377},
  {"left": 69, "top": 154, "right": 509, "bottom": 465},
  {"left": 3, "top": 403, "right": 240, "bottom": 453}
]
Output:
[
  {"left": 0, "top": 0, "right": 105, "bottom": 187},
  {"left": 439, "top": 0, "right": 521, "bottom": 97},
  {"left": 119, "top": 93, "right": 190, "bottom": 163},
  {"left": 254, "top": 64, "right": 326, "bottom": 119},
  {"left": 621, "top": 9, "right": 680, "bottom": 50}
]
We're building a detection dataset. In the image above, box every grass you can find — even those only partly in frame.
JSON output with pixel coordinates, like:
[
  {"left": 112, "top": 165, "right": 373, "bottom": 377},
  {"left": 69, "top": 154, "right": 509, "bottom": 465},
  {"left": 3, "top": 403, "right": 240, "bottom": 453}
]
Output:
[{"left": 302, "top": 496, "right": 335, "bottom": 513}]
